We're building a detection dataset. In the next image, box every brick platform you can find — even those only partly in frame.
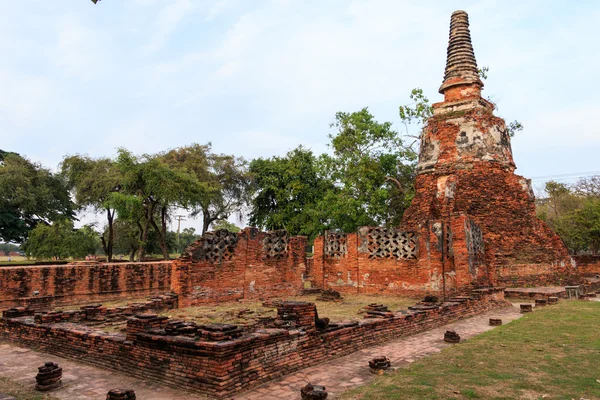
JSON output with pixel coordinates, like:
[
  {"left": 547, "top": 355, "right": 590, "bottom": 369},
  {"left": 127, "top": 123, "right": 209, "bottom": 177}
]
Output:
[{"left": 0, "top": 288, "right": 507, "bottom": 398}]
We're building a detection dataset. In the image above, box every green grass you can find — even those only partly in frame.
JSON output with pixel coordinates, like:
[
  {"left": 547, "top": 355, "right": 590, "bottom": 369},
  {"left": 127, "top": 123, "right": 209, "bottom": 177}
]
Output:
[
  {"left": 0, "top": 377, "right": 60, "bottom": 400},
  {"left": 343, "top": 301, "right": 600, "bottom": 400}
]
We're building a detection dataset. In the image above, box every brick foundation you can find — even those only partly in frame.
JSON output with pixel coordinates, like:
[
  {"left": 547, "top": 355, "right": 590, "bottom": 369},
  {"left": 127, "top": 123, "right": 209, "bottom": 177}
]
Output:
[{"left": 0, "top": 288, "right": 507, "bottom": 399}]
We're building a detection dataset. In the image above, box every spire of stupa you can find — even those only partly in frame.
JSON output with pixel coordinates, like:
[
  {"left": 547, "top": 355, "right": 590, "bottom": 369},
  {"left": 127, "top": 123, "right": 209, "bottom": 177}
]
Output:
[{"left": 438, "top": 10, "right": 483, "bottom": 95}]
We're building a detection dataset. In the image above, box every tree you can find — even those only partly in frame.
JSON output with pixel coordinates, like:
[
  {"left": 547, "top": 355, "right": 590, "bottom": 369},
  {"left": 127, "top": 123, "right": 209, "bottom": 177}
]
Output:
[
  {"left": 22, "top": 219, "right": 99, "bottom": 260},
  {"left": 0, "top": 243, "right": 20, "bottom": 256},
  {"left": 61, "top": 155, "right": 121, "bottom": 261},
  {"left": 162, "top": 144, "right": 252, "bottom": 235},
  {"left": 323, "top": 108, "right": 417, "bottom": 231},
  {"left": 537, "top": 180, "right": 594, "bottom": 254},
  {"left": 114, "top": 149, "right": 192, "bottom": 260},
  {"left": 0, "top": 150, "right": 74, "bottom": 243},
  {"left": 249, "top": 146, "right": 332, "bottom": 239},
  {"left": 210, "top": 221, "right": 240, "bottom": 233}
]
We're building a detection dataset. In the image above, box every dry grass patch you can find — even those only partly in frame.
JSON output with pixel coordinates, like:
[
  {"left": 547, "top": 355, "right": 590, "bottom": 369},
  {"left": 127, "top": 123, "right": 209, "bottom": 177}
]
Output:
[{"left": 161, "top": 294, "right": 419, "bottom": 326}]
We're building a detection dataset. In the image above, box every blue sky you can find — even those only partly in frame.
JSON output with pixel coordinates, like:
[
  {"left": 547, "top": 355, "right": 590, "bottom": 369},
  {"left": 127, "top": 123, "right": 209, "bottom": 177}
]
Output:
[{"left": 2, "top": 0, "right": 599, "bottom": 231}]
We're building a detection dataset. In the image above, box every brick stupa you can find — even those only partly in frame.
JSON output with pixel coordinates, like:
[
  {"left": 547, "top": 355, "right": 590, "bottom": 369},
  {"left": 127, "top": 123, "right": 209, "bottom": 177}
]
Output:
[{"left": 401, "top": 10, "right": 579, "bottom": 288}]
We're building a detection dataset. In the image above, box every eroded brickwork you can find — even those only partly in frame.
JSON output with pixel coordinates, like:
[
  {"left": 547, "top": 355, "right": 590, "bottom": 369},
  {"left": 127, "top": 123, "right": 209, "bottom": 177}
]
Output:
[
  {"left": 0, "top": 288, "right": 507, "bottom": 399},
  {"left": 0, "top": 262, "right": 172, "bottom": 310},
  {"left": 172, "top": 228, "right": 307, "bottom": 307}
]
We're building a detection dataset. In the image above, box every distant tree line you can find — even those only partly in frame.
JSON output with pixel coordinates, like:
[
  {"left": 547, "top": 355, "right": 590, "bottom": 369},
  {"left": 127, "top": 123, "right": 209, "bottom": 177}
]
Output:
[{"left": 537, "top": 177, "right": 600, "bottom": 255}]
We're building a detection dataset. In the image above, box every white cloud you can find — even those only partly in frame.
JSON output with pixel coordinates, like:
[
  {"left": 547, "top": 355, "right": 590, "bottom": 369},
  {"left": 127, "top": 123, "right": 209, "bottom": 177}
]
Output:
[{"left": 143, "top": 0, "right": 193, "bottom": 54}]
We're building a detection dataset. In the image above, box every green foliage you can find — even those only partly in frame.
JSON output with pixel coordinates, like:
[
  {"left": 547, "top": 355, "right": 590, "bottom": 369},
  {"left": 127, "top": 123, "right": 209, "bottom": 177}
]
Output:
[
  {"left": 61, "top": 155, "right": 121, "bottom": 261},
  {"left": 161, "top": 143, "right": 252, "bottom": 234},
  {"left": 0, "top": 243, "right": 20, "bottom": 256},
  {"left": 537, "top": 178, "right": 600, "bottom": 254},
  {"left": 249, "top": 146, "right": 331, "bottom": 239},
  {"left": 22, "top": 220, "right": 99, "bottom": 260},
  {"left": 0, "top": 150, "right": 74, "bottom": 243},
  {"left": 210, "top": 221, "right": 241, "bottom": 233},
  {"left": 249, "top": 108, "right": 416, "bottom": 237},
  {"left": 325, "top": 108, "right": 416, "bottom": 230},
  {"left": 398, "top": 88, "right": 433, "bottom": 134}
]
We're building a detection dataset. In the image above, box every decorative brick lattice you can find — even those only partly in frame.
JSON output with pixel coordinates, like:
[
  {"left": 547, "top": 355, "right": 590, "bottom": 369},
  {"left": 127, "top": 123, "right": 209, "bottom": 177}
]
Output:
[
  {"left": 362, "top": 227, "right": 417, "bottom": 260},
  {"left": 186, "top": 229, "right": 239, "bottom": 263},
  {"left": 324, "top": 231, "right": 347, "bottom": 258},
  {"left": 465, "top": 220, "right": 484, "bottom": 255},
  {"left": 262, "top": 230, "right": 289, "bottom": 259},
  {"left": 465, "top": 219, "right": 484, "bottom": 273}
]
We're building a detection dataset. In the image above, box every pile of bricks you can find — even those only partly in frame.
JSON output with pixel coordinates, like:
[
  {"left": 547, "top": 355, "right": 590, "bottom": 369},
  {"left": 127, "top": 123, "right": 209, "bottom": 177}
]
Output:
[
  {"left": 520, "top": 304, "right": 533, "bottom": 313},
  {"left": 444, "top": 330, "right": 460, "bottom": 343},
  {"left": 275, "top": 301, "right": 317, "bottom": 330},
  {"left": 364, "top": 304, "right": 394, "bottom": 319},
  {"left": 126, "top": 314, "right": 169, "bottom": 338},
  {"left": 300, "top": 383, "right": 328, "bottom": 399},
  {"left": 197, "top": 324, "right": 243, "bottom": 341},
  {"left": 35, "top": 362, "right": 62, "bottom": 391},
  {"left": 106, "top": 389, "right": 136, "bottom": 400},
  {"left": 316, "top": 289, "right": 342, "bottom": 302},
  {"left": 534, "top": 299, "right": 547, "bottom": 307},
  {"left": 2, "top": 307, "right": 34, "bottom": 318},
  {"left": 368, "top": 356, "right": 391, "bottom": 374},
  {"left": 489, "top": 318, "right": 502, "bottom": 326},
  {"left": 165, "top": 320, "right": 198, "bottom": 336}
]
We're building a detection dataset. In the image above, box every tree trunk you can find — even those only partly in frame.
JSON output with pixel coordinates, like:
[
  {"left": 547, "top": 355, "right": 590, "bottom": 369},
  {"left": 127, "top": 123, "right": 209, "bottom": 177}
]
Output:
[
  {"left": 106, "top": 208, "right": 114, "bottom": 262},
  {"left": 137, "top": 202, "right": 155, "bottom": 262},
  {"left": 150, "top": 206, "right": 170, "bottom": 260},
  {"left": 202, "top": 208, "right": 217, "bottom": 235}
]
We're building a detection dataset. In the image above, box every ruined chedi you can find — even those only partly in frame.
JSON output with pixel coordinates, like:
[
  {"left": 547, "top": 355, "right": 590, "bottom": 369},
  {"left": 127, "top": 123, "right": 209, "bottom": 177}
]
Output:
[{"left": 402, "top": 10, "right": 580, "bottom": 287}]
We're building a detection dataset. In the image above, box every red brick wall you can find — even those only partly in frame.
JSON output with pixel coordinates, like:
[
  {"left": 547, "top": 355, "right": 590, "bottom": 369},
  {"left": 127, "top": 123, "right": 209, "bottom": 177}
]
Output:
[
  {"left": 0, "top": 261, "right": 172, "bottom": 309},
  {"left": 312, "top": 224, "right": 466, "bottom": 296},
  {"left": 173, "top": 228, "right": 307, "bottom": 307},
  {"left": 0, "top": 288, "right": 507, "bottom": 399},
  {"left": 573, "top": 255, "right": 600, "bottom": 277}
]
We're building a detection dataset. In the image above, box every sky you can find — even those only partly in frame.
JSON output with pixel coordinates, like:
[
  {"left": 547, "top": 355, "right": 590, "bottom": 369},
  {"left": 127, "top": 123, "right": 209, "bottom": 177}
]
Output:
[{"left": 2, "top": 0, "right": 599, "bottom": 233}]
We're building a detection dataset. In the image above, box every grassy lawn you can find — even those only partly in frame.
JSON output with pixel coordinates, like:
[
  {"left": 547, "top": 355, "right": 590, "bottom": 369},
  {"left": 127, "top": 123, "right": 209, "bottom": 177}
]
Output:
[
  {"left": 343, "top": 301, "right": 600, "bottom": 400},
  {"left": 0, "top": 377, "right": 60, "bottom": 400}
]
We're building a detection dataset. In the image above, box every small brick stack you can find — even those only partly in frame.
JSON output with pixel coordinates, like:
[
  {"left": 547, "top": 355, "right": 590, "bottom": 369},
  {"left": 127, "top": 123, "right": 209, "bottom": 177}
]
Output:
[
  {"left": 165, "top": 320, "right": 198, "bottom": 336},
  {"left": 534, "top": 299, "right": 547, "bottom": 307},
  {"left": 368, "top": 356, "right": 391, "bottom": 374},
  {"left": 275, "top": 301, "right": 317, "bottom": 330},
  {"left": 444, "top": 330, "right": 460, "bottom": 343},
  {"left": 197, "top": 324, "right": 243, "bottom": 341},
  {"left": 364, "top": 304, "right": 394, "bottom": 319},
  {"left": 2, "top": 307, "right": 34, "bottom": 318},
  {"left": 489, "top": 318, "right": 502, "bottom": 326},
  {"left": 106, "top": 389, "right": 136, "bottom": 400},
  {"left": 520, "top": 304, "right": 533, "bottom": 313},
  {"left": 126, "top": 314, "right": 169, "bottom": 339},
  {"left": 316, "top": 289, "right": 342, "bottom": 302},
  {"left": 35, "top": 362, "right": 62, "bottom": 391},
  {"left": 300, "top": 383, "right": 328, "bottom": 399},
  {"left": 548, "top": 296, "right": 559, "bottom": 305}
]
